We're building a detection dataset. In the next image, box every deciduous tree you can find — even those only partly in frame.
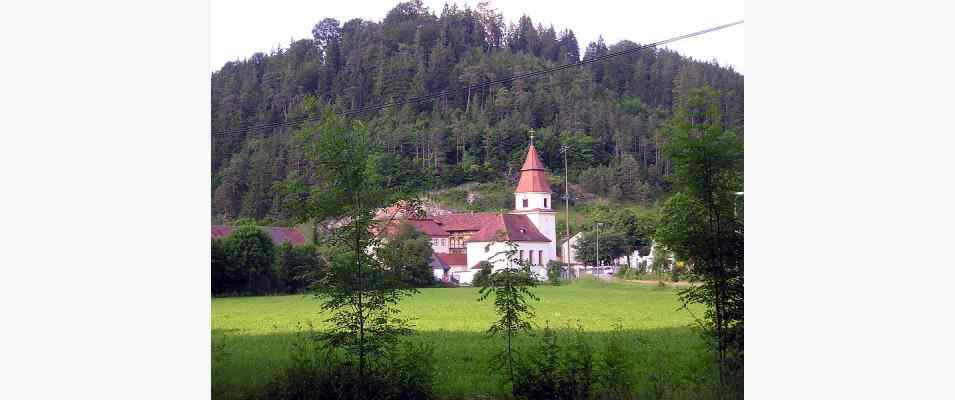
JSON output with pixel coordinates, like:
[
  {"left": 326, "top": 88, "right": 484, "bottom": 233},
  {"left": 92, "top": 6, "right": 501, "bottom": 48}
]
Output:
[
  {"left": 278, "top": 109, "right": 425, "bottom": 386},
  {"left": 656, "top": 85, "right": 743, "bottom": 391}
]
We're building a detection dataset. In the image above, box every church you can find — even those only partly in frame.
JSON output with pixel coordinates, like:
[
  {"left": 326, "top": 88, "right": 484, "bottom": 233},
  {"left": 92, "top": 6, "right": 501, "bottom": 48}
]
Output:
[{"left": 380, "top": 140, "right": 557, "bottom": 285}]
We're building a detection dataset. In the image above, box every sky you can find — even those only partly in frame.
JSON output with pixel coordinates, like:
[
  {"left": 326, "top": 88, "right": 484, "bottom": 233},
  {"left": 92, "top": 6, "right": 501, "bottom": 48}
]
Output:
[{"left": 211, "top": 0, "right": 744, "bottom": 74}]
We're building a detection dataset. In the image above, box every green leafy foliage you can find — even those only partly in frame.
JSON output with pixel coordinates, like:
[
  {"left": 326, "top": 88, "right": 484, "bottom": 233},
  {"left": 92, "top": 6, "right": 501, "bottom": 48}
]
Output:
[
  {"left": 574, "top": 229, "right": 629, "bottom": 267},
  {"left": 546, "top": 260, "right": 563, "bottom": 285},
  {"left": 275, "top": 242, "right": 325, "bottom": 293},
  {"left": 595, "top": 325, "right": 636, "bottom": 400},
  {"left": 378, "top": 221, "right": 437, "bottom": 287},
  {"left": 512, "top": 322, "right": 639, "bottom": 400},
  {"left": 211, "top": 3, "right": 744, "bottom": 222},
  {"left": 277, "top": 109, "right": 426, "bottom": 384},
  {"left": 261, "top": 325, "right": 436, "bottom": 400},
  {"left": 477, "top": 241, "right": 540, "bottom": 393},
  {"left": 211, "top": 238, "right": 233, "bottom": 294},
  {"left": 210, "top": 222, "right": 278, "bottom": 295},
  {"left": 656, "top": 86, "right": 743, "bottom": 390},
  {"left": 212, "top": 279, "right": 714, "bottom": 398},
  {"left": 472, "top": 260, "right": 493, "bottom": 287}
]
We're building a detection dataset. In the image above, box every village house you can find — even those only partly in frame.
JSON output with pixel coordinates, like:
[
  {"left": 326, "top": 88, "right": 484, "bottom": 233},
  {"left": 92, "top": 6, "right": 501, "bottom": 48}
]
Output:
[{"left": 380, "top": 140, "right": 558, "bottom": 285}]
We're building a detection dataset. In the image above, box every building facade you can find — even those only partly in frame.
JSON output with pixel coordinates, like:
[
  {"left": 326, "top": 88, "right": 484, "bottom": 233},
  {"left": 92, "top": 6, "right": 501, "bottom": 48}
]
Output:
[{"left": 383, "top": 142, "right": 557, "bottom": 285}]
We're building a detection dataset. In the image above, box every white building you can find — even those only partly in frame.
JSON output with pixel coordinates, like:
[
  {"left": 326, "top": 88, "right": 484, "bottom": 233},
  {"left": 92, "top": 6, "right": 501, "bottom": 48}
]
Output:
[{"left": 380, "top": 141, "right": 557, "bottom": 285}]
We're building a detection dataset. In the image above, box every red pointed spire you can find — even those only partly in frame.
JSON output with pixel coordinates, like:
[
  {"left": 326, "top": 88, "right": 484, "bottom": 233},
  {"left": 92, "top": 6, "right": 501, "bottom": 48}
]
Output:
[{"left": 516, "top": 144, "right": 551, "bottom": 193}]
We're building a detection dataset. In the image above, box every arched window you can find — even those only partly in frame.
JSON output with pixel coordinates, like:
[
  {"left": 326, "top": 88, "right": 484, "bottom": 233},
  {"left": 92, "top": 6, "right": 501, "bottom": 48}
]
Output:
[
  {"left": 539, "top": 250, "right": 543, "bottom": 265},
  {"left": 544, "top": 198, "right": 548, "bottom": 208},
  {"left": 522, "top": 198, "right": 528, "bottom": 208}
]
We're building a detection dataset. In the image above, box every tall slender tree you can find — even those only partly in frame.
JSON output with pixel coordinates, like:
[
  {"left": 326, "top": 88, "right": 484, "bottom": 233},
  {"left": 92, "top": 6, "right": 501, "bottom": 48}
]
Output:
[
  {"left": 278, "top": 109, "right": 425, "bottom": 386},
  {"left": 477, "top": 238, "right": 540, "bottom": 394},
  {"left": 656, "top": 85, "right": 743, "bottom": 393}
]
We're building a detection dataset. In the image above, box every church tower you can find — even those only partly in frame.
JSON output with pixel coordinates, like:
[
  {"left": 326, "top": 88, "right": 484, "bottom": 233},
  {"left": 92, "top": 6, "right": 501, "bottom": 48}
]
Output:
[{"left": 513, "top": 134, "right": 558, "bottom": 260}]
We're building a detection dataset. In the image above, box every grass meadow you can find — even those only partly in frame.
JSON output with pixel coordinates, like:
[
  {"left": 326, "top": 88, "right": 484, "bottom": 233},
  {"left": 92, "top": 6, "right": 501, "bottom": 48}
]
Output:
[{"left": 212, "top": 279, "right": 717, "bottom": 399}]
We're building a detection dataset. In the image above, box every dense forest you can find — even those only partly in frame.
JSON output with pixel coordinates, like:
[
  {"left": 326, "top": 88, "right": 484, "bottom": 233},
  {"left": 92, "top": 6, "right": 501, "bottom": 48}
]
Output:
[{"left": 211, "top": 0, "right": 743, "bottom": 223}]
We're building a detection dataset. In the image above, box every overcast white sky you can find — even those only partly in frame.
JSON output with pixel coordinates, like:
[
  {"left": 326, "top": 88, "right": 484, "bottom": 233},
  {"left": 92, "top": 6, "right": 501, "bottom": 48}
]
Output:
[{"left": 211, "top": 0, "right": 743, "bottom": 74}]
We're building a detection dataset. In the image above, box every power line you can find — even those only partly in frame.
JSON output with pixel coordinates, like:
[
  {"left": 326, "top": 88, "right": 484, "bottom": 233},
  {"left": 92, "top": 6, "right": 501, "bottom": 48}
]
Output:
[{"left": 211, "top": 20, "right": 742, "bottom": 137}]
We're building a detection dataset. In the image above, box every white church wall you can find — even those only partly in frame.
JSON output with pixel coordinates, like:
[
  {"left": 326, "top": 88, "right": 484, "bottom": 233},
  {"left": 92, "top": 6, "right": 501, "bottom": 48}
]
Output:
[
  {"left": 466, "top": 241, "right": 509, "bottom": 269},
  {"left": 514, "top": 191, "right": 552, "bottom": 211},
  {"left": 465, "top": 240, "right": 552, "bottom": 281}
]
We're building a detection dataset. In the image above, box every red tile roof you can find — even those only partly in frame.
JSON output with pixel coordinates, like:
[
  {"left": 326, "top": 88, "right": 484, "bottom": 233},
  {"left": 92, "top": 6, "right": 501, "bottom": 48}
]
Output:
[
  {"left": 405, "top": 219, "right": 450, "bottom": 237},
  {"left": 434, "top": 252, "right": 468, "bottom": 267},
  {"left": 432, "top": 212, "right": 500, "bottom": 232},
  {"left": 378, "top": 218, "right": 450, "bottom": 238},
  {"left": 211, "top": 225, "right": 306, "bottom": 246},
  {"left": 515, "top": 144, "right": 551, "bottom": 193},
  {"left": 433, "top": 212, "right": 549, "bottom": 242},
  {"left": 501, "top": 214, "right": 550, "bottom": 241}
]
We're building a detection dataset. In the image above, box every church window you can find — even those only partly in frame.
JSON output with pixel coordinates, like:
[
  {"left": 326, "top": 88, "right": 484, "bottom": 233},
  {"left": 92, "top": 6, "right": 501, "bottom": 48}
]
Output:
[
  {"left": 529, "top": 251, "right": 534, "bottom": 265},
  {"left": 519, "top": 250, "right": 524, "bottom": 262},
  {"left": 544, "top": 198, "right": 548, "bottom": 208},
  {"left": 539, "top": 250, "right": 544, "bottom": 265},
  {"left": 522, "top": 198, "right": 528, "bottom": 208}
]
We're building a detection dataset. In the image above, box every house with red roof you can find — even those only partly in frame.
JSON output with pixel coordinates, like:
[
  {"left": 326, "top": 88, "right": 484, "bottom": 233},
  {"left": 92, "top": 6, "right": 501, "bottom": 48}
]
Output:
[{"left": 381, "top": 139, "right": 557, "bottom": 285}]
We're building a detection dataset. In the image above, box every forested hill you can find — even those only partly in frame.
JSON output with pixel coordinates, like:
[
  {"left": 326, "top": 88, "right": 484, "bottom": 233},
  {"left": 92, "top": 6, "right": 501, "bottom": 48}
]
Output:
[{"left": 211, "top": 1, "right": 743, "bottom": 223}]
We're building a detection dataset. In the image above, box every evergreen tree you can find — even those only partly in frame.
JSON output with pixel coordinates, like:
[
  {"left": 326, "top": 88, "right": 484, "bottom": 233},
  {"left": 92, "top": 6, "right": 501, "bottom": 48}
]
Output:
[{"left": 210, "top": 4, "right": 744, "bottom": 221}]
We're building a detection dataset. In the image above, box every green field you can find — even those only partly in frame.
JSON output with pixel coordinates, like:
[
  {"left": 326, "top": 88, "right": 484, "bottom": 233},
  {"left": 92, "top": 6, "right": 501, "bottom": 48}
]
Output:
[{"left": 212, "top": 279, "right": 716, "bottom": 399}]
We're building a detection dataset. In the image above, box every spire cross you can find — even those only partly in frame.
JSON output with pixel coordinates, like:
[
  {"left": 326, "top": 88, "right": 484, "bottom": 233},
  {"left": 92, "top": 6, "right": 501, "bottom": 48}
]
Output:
[{"left": 529, "top": 129, "right": 535, "bottom": 145}]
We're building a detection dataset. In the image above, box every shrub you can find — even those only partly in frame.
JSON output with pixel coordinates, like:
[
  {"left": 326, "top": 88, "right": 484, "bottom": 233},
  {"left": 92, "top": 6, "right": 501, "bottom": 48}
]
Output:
[
  {"left": 378, "top": 221, "right": 436, "bottom": 287},
  {"left": 275, "top": 243, "right": 324, "bottom": 293},
  {"left": 616, "top": 264, "right": 633, "bottom": 280},
  {"left": 262, "top": 332, "right": 436, "bottom": 400},
  {"left": 637, "top": 260, "right": 648, "bottom": 275},
  {"left": 546, "top": 261, "right": 563, "bottom": 285},
  {"left": 211, "top": 238, "right": 232, "bottom": 295},
  {"left": 512, "top": 322, "right": 641, "bottom": 400},
  {"left": 211, "top": 222, "right": 279, "bottom": 296},
  {"left": 671, "top": 260, "right": 687, "bottom": 282},
  {"left": 560, "top": 324, "right": 595, "bottom": 399},
  {"left": 514, "top": 322, "right": 596, "bottom": 400},
  {"left": 595, "top": 325, "right": 635, "bottom": 400},
  {"left": 514, "top": 324, "right": 562, "bottom": 399},
  {"left": 472, "top": 261, "right": 493, "bottom": 287}
]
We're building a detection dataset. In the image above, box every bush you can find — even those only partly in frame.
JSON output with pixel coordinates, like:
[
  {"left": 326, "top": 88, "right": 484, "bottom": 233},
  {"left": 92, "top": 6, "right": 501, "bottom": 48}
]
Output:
[
  {"left": 211, "top": 223, "right": 278, "bottom": 296},
  {"left": 275, "top": 243, "right": 324, "bottom": 293},
  {"left": 262, "top": 332, "right": 436, "bottom": 400},
  {"left": 595, "top": 325, "right": 635, "bottom": 400},
  {"left": 671, "top": 261, "right": 687, "bottom": 282},
  {"left": 512, "top": 323, "right": 638, "bottom": 400},
  {"left": 211, "top": 238, "right": 232, "bottom": 295},
  {"left": 514, "top": 324, "right": 562, "bottom": 399},
  {"left": 231, "top": 223, "right": 278, "bottom": 294},
  {"left": 378, "top": 222, "right": 436, "bottom": 287},
  {"left": 546, "top": 261, "right": 563, "bottom": 285},
  {"left": 473, "top": 261, "right": 493, "bottom": 287}
]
